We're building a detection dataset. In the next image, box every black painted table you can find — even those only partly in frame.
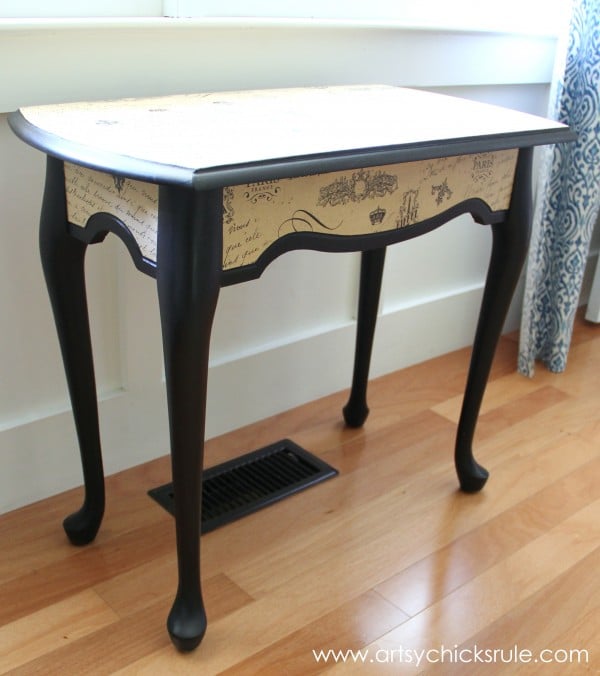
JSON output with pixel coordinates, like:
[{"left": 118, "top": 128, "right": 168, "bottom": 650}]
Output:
[{"left": 8, "top": 85, "right": 573, "bottom": 651}]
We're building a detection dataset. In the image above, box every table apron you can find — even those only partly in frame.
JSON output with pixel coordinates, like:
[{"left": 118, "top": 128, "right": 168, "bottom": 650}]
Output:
[{"left": 63, "top": 148, "right": 518, "bottom": 277}]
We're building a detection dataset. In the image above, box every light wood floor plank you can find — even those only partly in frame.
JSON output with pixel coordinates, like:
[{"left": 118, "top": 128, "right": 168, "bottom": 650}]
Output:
[
  {"left": 224, "top": 408, "right": 594, "bottom": 599},
  {"left": 421, "top": 547, "right": 600, "bottom": 675},
  {"left": 0, "top": 317, "right": 598, "bottom": 673},
  {"left": 373, "top": 455, "right": 600, "bottom": 616},
  {"left": 218, "top": 591, "right": 408, "bottom": 676},
  {"left": 339, "top": 500, "right": 600, "bottom": 675},
  {"left": 0, "top": 590, "right": 118, "bottom": 674}
]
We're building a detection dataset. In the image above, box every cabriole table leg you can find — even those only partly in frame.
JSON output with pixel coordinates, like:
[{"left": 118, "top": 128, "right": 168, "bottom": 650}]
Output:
[
  {"left": 455, "top": 147, "right": 533, "bottom": 492},
  {"left": 39, "top": 156, "right": 105, "bottom": 545},
  {"left": 156, "top": 184, "right": 223, "bottom": 651}
]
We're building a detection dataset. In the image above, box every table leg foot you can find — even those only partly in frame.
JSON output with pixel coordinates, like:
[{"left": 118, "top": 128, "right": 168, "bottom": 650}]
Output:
[
  {"left": 343, "top": 248, "right": 386, "bottom": 428},
  {"left": 455, "top": 455, "right": 489, "bottom": 493},
  {"left": 167, "top": 592, "right": 208, "bottom": 652},
  {"left": 63, "top": 504, "right": 103, "bottom": 545},
  {"left": 342, "top": 400, "right": 370, "bottom": 428}
]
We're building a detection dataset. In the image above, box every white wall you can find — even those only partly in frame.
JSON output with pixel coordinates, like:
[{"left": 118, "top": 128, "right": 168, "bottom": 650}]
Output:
[{"left": 0, "top": 19, "right": 581, "bottom": 512}]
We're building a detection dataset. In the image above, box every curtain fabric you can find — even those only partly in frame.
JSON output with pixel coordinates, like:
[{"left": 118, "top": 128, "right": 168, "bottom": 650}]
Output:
[{"left": 518, "top": 0, "right": 600, "bottom": 376}]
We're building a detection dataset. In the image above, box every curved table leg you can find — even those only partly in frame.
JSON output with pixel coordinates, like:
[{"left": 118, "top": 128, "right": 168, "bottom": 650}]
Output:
[
  {"left": 156, "top": 185, "right": 222, "bottom": 652},
  {"left": 455, "top": 148, "right": 533, "bottom": 492},
  {"left": 343, "top": 247, "right": 386, "bottom": 427},
  {"left": 39, "top": 157, "right": 105, "bottom": 545}
]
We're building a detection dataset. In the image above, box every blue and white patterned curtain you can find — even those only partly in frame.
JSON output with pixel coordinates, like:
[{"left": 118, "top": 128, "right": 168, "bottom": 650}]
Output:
[{"left": 518, "top": 0, "right": 600, "bottom": 376}]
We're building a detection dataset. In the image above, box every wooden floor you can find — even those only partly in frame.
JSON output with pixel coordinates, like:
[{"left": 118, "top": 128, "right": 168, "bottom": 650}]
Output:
[{"left": 1, "top": 313, "right": 599, "bottom": 675}]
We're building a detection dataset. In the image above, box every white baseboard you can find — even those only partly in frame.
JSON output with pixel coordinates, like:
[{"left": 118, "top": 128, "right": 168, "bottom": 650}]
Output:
[
  {"left": 205, "top": 283, "right": 490, "bottom": 436},
  {"left": 1, "top": 282, "right": 510, "bottom": 514}
]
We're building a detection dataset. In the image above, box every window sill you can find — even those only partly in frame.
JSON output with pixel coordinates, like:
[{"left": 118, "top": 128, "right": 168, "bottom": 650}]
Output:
[{"left": 0, "top": 16, "right": 560, "bottom": 37}]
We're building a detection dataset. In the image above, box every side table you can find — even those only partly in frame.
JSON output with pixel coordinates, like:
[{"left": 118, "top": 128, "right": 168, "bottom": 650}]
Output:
[{"left": 8, "top": 85, "right": 573, "bottom": 651}]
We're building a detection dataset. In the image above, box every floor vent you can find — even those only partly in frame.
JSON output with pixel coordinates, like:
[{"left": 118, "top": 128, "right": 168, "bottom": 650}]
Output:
[{"left": 148, "top": 439, "right": 338, "bottom": 534}]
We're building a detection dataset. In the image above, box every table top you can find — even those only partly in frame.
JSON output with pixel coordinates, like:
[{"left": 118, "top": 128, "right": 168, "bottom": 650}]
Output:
[{"left": 9, "top": 85, "right": 573, "bottom": 188}]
